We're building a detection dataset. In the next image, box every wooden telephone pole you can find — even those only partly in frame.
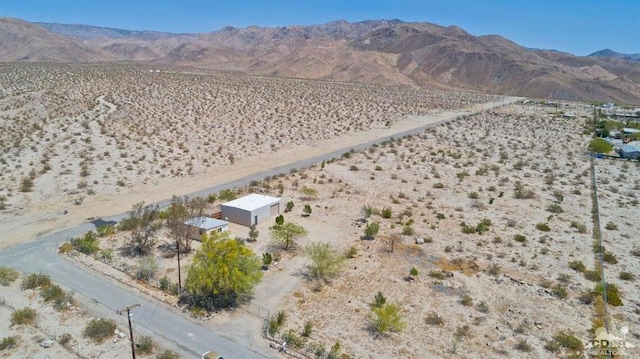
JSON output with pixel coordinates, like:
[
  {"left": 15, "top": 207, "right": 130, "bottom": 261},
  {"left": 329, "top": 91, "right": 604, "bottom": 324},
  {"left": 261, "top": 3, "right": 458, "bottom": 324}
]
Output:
[{"left": 116, "top": 303, "right": 140, "bottom": 359}]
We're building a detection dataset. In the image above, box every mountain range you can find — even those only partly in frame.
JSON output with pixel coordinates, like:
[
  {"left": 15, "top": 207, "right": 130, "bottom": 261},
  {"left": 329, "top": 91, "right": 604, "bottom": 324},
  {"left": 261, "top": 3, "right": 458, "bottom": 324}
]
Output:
[{"left": 1, "top": 17, "right": 639, "bottom": 104}]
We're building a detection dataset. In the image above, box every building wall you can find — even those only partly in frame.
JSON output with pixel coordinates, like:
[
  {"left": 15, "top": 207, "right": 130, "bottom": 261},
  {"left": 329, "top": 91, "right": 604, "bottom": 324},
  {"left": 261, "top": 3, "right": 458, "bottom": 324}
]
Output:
[
  {"left": 221, "top": 205, "right": 252, "bottom": 226},
  {"left": 221, "top": 201, "right": 281, "bottom": 227}
]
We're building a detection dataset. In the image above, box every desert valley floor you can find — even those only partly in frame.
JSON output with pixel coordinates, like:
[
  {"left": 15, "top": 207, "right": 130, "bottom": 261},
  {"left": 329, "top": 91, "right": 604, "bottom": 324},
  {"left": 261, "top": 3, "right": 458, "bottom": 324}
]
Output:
[{"left": 1, "top": 63, "right": 638, "bottom": 359}]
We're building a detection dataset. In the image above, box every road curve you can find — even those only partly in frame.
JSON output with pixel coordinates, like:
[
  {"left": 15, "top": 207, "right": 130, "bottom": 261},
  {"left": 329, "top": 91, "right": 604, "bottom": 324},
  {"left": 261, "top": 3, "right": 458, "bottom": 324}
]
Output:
[{"left": 0, "top": 96, "right": 520, "bottom": 358}]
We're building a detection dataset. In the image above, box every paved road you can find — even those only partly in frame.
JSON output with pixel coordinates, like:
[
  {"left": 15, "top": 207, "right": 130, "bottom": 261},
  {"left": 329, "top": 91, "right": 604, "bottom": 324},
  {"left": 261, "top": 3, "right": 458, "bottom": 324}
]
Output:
[
  {"left": 0, "top": 96, "right": 520, "bottom": 358},
  {"left": 0, "top": 230, "right": 269, "bottom": 358}
]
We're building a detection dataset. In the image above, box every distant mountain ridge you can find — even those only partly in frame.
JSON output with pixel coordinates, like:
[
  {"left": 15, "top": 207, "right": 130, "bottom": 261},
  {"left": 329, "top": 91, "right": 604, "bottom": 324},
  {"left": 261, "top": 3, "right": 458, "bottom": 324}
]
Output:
[
  {"left": 588, "top": 49, "right": 640, "bottom": 62},
  {"left": 1, "top": 17, "right": 638, "bottom": 104}
]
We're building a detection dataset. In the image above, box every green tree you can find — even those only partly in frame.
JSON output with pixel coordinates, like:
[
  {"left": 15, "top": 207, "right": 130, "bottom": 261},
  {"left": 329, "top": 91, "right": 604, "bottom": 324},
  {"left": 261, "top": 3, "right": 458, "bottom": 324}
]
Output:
[
  {"left": 248, "top": 224, "right": 259, "bottom": 242},
  {"left": 587, "top": 138, "right": 613, "bottom": 154},
  {"left": 304, "top": 242, "right": 345, "bottom": 282},
  {"left": 285, "top": 201, "right": 294, "bottom": 213},
  {"left": 218, "top": 189, "right": 237, "bottom": 201},
  {"left": 184, "top": 231, "right": 262, "bottom": 309},
  {"left": 125, "top": 202, "right": 162, "bottom": 256},
  {"left": 363, "top": 221, "right": 380, "bottom": 240},
  {"left": 270, "top": 221, "right": 308, "bottom": 250},
  {"left": 369, "top": 302, "right": 405, "bottom": 333},
  {"left": 303, "top": 204, "right": 312, "bottom": 217}
]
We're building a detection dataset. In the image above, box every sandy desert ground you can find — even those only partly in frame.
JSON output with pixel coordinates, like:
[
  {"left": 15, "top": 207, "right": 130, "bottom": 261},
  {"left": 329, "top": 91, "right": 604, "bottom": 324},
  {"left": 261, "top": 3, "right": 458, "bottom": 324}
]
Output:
[
  {"left": 55, "top": 100, "right": 639, "bottom": 358},
  {"left": 0, "top": 62, "right": 497, "bottom": 247},
  {"left": 2, "top": 63, "right": 637, "bottom": 359}
]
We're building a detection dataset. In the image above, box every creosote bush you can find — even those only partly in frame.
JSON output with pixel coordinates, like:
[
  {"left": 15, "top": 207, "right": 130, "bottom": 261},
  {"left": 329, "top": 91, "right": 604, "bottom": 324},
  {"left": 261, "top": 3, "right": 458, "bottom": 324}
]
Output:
[
  {"left": 10, "top": 307, "right": 37, "bottom": 326},
  {"left": 0, "top": 267, "right": 19, "bottom": 286},
  {"left": 0, "top": 336, "right": 17, "bottom": 351},
  {"left": 83, "top": 318, "right": 117, "bottom": 343}
]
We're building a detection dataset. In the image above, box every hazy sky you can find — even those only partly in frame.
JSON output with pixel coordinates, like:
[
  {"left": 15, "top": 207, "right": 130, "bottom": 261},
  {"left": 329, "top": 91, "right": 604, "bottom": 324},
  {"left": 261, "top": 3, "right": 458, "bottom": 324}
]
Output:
[{"left": 2, "top": 0, "right": 638, "bottom": 56}]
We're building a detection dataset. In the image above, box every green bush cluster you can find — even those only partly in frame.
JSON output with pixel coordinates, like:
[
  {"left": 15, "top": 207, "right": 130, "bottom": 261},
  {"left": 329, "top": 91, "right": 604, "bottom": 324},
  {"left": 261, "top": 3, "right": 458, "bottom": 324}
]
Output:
[
  {"left": 0, "top": 336, "right": 17, "bottom": 351},
  {"left": 0, "top": 267, "right": 19, "bottom": 286},
  {"left": 83, "top": 318, "right": 117, "bottom": 343},
  {"left": 70, "top": 230, "right": 100, "bottom": 255},
  {"left": 11, "top": 307, "right": 37, "bottom": 326}
]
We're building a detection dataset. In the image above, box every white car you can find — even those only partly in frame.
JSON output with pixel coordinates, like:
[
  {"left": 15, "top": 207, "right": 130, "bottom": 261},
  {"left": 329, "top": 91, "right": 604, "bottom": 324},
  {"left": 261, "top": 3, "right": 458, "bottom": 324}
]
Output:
[{"left": 201, "top": 351, "right": 224, "bottom": 359}]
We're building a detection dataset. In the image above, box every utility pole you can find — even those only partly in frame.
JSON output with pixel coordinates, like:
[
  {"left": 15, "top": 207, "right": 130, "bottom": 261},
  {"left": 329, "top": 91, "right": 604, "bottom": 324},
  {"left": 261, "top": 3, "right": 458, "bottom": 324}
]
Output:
[
  {"left": 176, "top": 237, "right": 182, "bottom": 294},
  {"left": 117, "top": 303, "right": 140, "bottom": 359}
]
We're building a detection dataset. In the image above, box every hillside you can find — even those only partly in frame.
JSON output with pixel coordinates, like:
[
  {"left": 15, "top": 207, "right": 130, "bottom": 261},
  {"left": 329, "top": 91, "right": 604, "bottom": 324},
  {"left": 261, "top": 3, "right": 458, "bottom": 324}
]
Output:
[
  {"left": 0, "top": 17, "right": 112, "bottom": 62},
  {"left": 1, "top": 17, "right": 638, "bottom": 104}
]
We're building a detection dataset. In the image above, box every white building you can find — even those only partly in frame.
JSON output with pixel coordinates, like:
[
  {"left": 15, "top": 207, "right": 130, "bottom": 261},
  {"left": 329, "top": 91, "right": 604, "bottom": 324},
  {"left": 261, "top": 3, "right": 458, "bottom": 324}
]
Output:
[
  {"left": 184, "top": 217, "right": 228, "bottom": 240},
  {"left": 221, "top": 194, "right": 281, "bottom": 227}
]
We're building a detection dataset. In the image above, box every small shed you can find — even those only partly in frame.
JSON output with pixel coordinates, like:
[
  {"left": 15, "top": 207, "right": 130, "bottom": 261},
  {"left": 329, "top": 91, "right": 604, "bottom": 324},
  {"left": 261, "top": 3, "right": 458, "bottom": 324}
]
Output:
[
  {"left": 221, "top": 194, "right": 281, "bottom": 227},
  {"left": 184, "top": 217, "right": 228, "bottom": 240}
]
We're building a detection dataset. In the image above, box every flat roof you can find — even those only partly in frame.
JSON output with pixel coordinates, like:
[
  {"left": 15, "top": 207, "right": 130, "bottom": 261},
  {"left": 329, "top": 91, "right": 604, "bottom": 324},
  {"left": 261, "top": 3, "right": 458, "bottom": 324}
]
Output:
[
  {"left": 222, "top": 194, "right": 281, "bottom": 211},
  {"left": 184, "top": 217, "right": 228, "bottom": 230}
]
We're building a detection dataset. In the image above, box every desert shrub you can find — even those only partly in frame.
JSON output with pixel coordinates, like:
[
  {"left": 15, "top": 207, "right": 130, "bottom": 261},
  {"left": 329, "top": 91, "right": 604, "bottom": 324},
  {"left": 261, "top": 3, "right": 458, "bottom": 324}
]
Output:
[
  {"left": 402, "top": 225, "right": 414, "bottom": 235},
  {"left": 156, "top": 350, "right": 180, "bottom": 359},
  {"left": 460, "top": 222, "right": 476, "bottom": 234},
  {"left": 454, "top": 325, "right": 471, "bottom": 339},
  {"left": 362, "top": 205, "right": 373, "bottom": 218},
  {"left": 0, "top": 267, "right": 19, "bottom": 286},
  {"left": 369, "top": 302, "right": 405, "bottom": 333},
  {"left": 552, "top": 284, "right": 568, "bottom": 299},
  {"left": 409, "top": 267, "right": 418, "bottom": 276},
  {"left": 19, "top": 177, "right": 34, "bottom": 192},
  {"left": 584, "top": 270, "right": 601, "bottom": 282},
  {"left": 428, "top": 271, "right": 447, "bottom": 280},
  {"left": 0, "top": 336, "right": 17, "bottom": 351},
  {"left": 345, "top": 246, "right": 357, "bottom": 259},
  {"left": 282, "top": 329, "right": 305, "bottom": 348},
  {"left": 619, "top": 271, "right": 635, "bottom": 281},
  {"left": 460, "top": 294, "right": 473, "bottom": 306},
  {"left": 433, "top": 182, "right": 445, "bottom": 189},
  {"left": 536, "top": 223, "right": 551, "bottom": 232},
  {"left": 604, "top": 221, "right": 618, "bottom": 230},
  {"left": 513, "top": 234, "right": 527, "bottom": 243},
  {"left": 373, "top": 291, "right": 387, "bottom": 308},
  {"left": 570, "top": 221, "right": 588, "bottom": 233},
  {"left": 475, "top": 218, "right": 492, "bottom": 234},
  {"left": 58, "top": 242, "right": 74, "bottom": 253},
  {"left": 302, "top": 320, "right": 313, "bottom": 338},
  {"left": 381, "top": 207, "right": 392, "bottom": 219},
  {"left": 546, "top": 203, "right": 564, "bottom": 214},
  {"left": 425, "top": 311, "right": 444, "bottom": 325},
  {"left": 70, "top": 230, "right": 100, "bottom": 255},
  {"left": 468, "top": 191, "right": 479, "bottom": 199},
  {"left": 58, "top": 333, "right": 72, "bottom": 347},
  {"left": 11, "top": 307, "right": 37, "bottom": 325},
  {"left": 579, "top": 290, "right": 596, "bottom": 305},
  {"left": 568, "top": 260, "right": 586, "bottom": 273},
  {"left": 553, "top": 331, "right": 583, "bottom": 351},
  {"left": 136, "top": 255, "right": 158, "bottom": 281},
  {"left": 21, "top": 273, "right": 51, "bottom": 290},
  {"left": 514, "top": 186, "right": 536, "bottom": 199},
  {"left": 137, "top": 336, "right": 154, "bottom": 354},
  {"left": 595, "top": 283, "right": 623, "bottom": 306},
  {"left": 40, "top": 284, "right": 73, "bottom": 310},
  {"left": 488, "top": 263, "right": 501, "bottom": 276},
  {"left": 285, "top": 201, "right": 294, "bottom": 213},
  {"left": 602, "top": 251, "right": 618, "bottom": 264},
  {"left": 83, "top": 318, "right": 117, "bottom": 343},
  {"left": 476, "top": 301, "right": 489, "bottom": 313},
  {"left": 218, "top": 189, "right": 237, "bottom": 201},
  {"left": 515, "top": 339, "right": 532, "bottom": 352}
]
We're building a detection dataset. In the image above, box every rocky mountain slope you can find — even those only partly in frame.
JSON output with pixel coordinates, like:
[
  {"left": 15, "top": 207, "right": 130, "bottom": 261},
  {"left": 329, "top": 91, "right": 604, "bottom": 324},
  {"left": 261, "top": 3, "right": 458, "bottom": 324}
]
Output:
[{"left": 2, "top": 17, "right": 638, "bottom": 104}]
